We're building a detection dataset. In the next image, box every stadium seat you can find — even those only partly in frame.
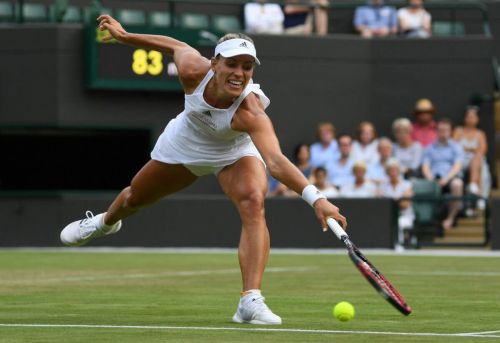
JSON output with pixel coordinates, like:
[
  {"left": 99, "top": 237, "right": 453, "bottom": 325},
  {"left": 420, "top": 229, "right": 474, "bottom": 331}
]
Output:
[
  {"left": 178, "top": 13, "right": 209, "bottom": 30},
  {"left": 0, "top": 1, "right": 14, "bottom": 22},
  {"left": 212, "top": 15, "right": 242, "bottom": 33},
  {"left": 148, "top": 11, "right": 171, "bottom": 28},
  {"left": 18, "top": 3, "right": 48, "bottom": 22},
  {"left": 115, "top": 9, "right": 146, "bottom": 26},
  {"left": 432, "top": 21, "right": 466, "bottom": 37},
  {"left": 410, "top": 179, "right": 443, "bottom": 245}
]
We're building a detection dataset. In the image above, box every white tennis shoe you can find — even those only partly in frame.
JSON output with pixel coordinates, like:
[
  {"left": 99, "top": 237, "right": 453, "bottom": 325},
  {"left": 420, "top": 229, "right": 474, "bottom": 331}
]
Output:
[
  {"left": 60, "top": 211, "right": 121, "bottom": 246},
  {"left": 232, "top": 291, "right": 282, "bottom": 325}
]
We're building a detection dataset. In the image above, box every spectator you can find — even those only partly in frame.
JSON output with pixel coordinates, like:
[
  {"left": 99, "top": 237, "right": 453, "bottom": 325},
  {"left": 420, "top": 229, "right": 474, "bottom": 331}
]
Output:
[
  {"left": 378, "top": 158, "right": 415, "bottom": 248},
  {"left": 422, "top": 118, "right": 464, "bottom": 230},
  {"left": 283, "top": 0, "right": 312, "bottom": 35},
  {"left": 244, "top": 0, "right": 285, "bottom": 34},
  {"left": 340, "top": 160, "right": 377, "bottom": 197},
  {"left": 453, "top": 106, "right": 491, "bottom": 200},
  {"left": 310, "top": 122, "right": 340, "bottom": 169},
  {"left": 351, "top": 121, "right": 379, "bottom": 165},
  {"left": 326, "top": 133, "right": 355, "bottom": 187},
  {"left": 392, "top": 117, "right": 423, "bottom": 178},
  {"left": 411, "top": 98, "right": 437, "bottom": 147},
  {"left": 398, "top": 0, "right": 432, "bottom": 38},
  {"left": 367, "top": 137, "right": 393, "bottom": 184},
  {"left": 354, "top": 0, "right": 398, "bottom": 38},
  {"left": 294, "top": 143, "right": 314, "bottom": 179},
  {"left": 268, "top": 143, "right": 312, "bottom": 197},
  {"left": 313, "top": 167, "right": 339, "bottom": 198}
]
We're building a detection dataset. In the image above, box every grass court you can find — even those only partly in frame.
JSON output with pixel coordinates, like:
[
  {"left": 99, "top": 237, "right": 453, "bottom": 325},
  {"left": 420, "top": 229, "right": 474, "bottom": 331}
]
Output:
[{"left": 0, "top": 249, "right": 499, "bottom": 342}]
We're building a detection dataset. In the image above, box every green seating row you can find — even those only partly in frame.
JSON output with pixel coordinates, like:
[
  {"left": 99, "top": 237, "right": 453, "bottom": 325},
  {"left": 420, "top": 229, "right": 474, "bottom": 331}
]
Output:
[{"left": 0, "top": 1, "right": 242, "bottom": 33}]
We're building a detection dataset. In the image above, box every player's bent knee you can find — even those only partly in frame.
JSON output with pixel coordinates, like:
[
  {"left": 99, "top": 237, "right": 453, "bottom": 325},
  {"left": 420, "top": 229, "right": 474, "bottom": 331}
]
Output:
[
  {"left": 123, "top": 186, "right": 156, "bottom": 211},
  {"left": 237, "top": 191, "right": 265, "bottom": 217}
]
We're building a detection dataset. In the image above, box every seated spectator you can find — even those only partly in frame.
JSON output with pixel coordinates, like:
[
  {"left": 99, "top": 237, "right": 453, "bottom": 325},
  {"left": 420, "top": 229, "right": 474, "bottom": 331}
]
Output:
[
  {"left": 392, "top": 118, "right": 423, "bottom": 178},
  {"left": 244, "top": 0, "right": 285, "bottom": 34},
  {"left": 351, "top": 121, "right": 380, "bottom": 165},
  {"left": 398, "top": 0, "right": 432, "bottom": 38},
  {"left": 326, "top": 133, "right": 355, "bottom": 187},
  {"left": 268, "top": 144, "right": 312, "bottom": 197},
  {"left": 411, "top": 98, "right": 437, "bottom": 147},
  {"left": 354, "top": 0, "right": 398, "bottom": 38},
  {"left": 309, "top": 122, "right": 340, "bottom": 169},
  {"left": 453, "top": 106, "right": 491, "bottom": 200},
  {"left": 422, "top": 118, "right": 464, "bottom": 230},
  {"left": 367, "top": 137, "right": 393, "bottom": 184},
  {"left": 294, "top": 143, "right": 314, "bottom": 179},
  {"left": 313, "top": 167, "right": 339, "bottom": 198},
  {"left": 340, "top": 160, "right": 377, "bottom": 197},
  {"left": 378, "top": 158, "right": 415, "bottom": 248},
  {"left": 283, "top": 0, "right": 312, "bottom": 35}
]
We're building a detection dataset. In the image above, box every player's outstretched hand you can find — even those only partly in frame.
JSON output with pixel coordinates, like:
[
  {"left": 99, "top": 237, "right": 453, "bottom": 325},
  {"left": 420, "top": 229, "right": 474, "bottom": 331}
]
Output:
[
  {"left": 313, "top": 198, "right": 347, "bottom": 232},
  {"left": 97, "top": 15, "right": 127, "bottom": 43}
]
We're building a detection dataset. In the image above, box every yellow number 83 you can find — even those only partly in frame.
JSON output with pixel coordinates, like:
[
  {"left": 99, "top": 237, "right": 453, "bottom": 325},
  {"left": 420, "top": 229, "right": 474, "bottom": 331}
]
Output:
[{"left": 132, "top": 49, "right": 163, "bottom": 76}]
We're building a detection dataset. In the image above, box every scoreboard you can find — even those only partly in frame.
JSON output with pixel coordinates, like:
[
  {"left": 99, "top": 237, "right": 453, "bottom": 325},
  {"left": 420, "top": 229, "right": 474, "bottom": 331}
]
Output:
[{"left": 84, "top": 26, "right": 217, "bottom": 91}]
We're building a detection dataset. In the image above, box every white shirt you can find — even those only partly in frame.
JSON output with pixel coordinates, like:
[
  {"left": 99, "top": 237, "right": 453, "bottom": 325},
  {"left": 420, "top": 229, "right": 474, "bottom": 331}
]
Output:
[
  {"left": 379, "top": 179, "right": 412, "bottom": 199},
  {"left": 351, "top": 139, "right": 380, "bottom": 165},
  {"left": 398, "top": 8, "right": 431, "bottom": 31},
  {"left": 244, "top": 2, "right": 284, "bottom": 34},
  {"left": 340, "top": 181, "right": 377, "bottom": 198}
]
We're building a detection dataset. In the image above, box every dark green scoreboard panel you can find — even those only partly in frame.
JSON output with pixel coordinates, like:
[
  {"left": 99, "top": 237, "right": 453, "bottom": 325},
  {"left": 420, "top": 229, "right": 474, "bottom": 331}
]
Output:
[{"left": 84, "top": 26, "right": 217, "bottom": 91}]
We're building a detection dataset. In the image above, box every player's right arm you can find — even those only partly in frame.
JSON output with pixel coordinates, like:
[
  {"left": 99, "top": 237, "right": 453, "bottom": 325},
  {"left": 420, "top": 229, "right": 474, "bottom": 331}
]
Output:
[{"left": 97, "top": 15, "right": 209, "bottom": 92}]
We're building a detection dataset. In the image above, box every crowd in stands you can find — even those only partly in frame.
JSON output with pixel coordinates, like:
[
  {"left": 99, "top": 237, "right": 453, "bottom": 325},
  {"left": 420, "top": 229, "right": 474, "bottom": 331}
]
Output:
[
  {"left": 244, "top": 0, "right": 433, "bottom": 37},
  {"left": 267, "top": 98, "right": 491, "bottom": 240}
]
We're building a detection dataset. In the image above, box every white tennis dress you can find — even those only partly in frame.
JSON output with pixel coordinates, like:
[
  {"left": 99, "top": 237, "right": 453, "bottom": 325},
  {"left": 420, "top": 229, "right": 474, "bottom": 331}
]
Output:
[{"left": 151, "top": 69, "right": 270, "bottom": 176}]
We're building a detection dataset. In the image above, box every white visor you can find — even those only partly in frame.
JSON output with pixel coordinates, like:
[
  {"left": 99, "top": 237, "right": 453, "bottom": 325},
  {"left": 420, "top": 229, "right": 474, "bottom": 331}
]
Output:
[{"left": 214, "top": 38, "right": 261, "bottom": 65}]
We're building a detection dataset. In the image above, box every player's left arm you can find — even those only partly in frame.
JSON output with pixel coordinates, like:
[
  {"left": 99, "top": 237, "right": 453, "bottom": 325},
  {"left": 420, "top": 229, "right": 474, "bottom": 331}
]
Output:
[{"left": 232, "top": 94, "right": 347, "bottom": 230}]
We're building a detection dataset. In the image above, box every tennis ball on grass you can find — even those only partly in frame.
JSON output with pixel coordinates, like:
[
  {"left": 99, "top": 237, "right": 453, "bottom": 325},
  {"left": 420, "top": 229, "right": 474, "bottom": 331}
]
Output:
[{"left": 333, "top": 301, "right": 355, "bottom": 322}]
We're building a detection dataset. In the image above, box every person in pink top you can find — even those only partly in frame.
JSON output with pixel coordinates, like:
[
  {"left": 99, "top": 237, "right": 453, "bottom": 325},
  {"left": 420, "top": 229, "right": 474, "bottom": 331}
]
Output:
[{"left": 411, "top": 98, "right": 437, "bottom": 147}]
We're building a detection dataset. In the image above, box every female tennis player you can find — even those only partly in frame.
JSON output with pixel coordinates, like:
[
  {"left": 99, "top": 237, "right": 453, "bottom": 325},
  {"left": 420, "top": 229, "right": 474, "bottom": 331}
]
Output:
[{"left": 60, "top": 15, "right": 348, "bottom": 325}]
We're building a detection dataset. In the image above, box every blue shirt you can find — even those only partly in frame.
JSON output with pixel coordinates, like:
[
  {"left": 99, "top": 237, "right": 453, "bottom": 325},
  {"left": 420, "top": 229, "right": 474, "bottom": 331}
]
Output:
[
  {"left": 354, "top": 5, "right": 398, "bottom": 30},
  {"left": 325, "top": 158, "right": 354, "bottom": 187},
  {"left": 422, "top": 139, "right": 464, "bottom": 178},
  {"left": 310, "top": 141, "right": 340, "bottom": 169}
]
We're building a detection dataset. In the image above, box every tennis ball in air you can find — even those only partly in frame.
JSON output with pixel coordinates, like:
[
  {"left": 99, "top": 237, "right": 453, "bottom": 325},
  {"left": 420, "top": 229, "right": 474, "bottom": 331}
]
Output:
[{"left": 333, "top": 301, "right": 355, "bottom": 322}]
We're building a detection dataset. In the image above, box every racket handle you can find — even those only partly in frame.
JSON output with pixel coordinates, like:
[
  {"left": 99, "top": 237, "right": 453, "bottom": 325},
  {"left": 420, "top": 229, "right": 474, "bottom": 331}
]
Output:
[{"left": 327, "top": 218, "right": 348, "bottom": 240}]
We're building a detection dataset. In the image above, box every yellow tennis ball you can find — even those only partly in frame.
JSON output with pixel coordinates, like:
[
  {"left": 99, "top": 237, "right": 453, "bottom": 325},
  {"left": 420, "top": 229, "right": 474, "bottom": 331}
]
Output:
[{"left": 333, "top": 301, "right": 355, "bottom": 322}]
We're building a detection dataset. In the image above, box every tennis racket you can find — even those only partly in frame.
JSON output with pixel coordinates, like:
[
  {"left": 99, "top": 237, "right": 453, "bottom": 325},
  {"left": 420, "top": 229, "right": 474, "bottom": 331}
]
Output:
[{"left": 327, "top": 218, "right": 412, "bottom": 316}]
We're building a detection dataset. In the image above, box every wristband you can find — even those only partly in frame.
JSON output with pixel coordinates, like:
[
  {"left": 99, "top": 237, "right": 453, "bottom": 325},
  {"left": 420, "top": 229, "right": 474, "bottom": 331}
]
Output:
[{"left": 301, "top": 185, "right": 327, "bottom": 207}]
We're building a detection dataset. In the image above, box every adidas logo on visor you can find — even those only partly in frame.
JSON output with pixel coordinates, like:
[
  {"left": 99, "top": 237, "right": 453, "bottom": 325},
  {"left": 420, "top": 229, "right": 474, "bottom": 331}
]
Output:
[{"left": 239, "top": 42, "right": 248, "bottom": 48}]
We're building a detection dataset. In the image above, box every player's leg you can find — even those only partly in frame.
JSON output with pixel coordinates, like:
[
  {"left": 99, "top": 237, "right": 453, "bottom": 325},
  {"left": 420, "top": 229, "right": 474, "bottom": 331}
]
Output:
[
  {"left": 104, "top": 160, "right": 197, "bottom": 224},
  {"left": 217, "top": 156, "right": 281, "bottom": 325},
  {"left": 218, "top": 156, "right": 269, "bottom": 291},
  {"left": 60, "top": 160, "right": 197, "bottom": 246}
]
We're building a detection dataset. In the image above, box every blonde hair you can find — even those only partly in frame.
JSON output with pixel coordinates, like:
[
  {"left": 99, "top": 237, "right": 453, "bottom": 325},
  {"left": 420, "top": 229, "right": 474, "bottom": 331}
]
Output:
[
  {"left": 353, "top": 160, "right": 367, "bottom": 171},
  {"left": 392, "top": 118, "right": 412, "bottom": 133},
  {"left": 384, "top": 157, "right": 401, "bottom": 171}
]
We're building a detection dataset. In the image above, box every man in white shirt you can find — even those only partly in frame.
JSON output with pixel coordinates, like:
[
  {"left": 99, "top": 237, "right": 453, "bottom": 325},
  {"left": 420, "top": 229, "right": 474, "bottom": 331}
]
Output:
[{"left": 245, "top": 0, "right": 285, "bottom": 34}]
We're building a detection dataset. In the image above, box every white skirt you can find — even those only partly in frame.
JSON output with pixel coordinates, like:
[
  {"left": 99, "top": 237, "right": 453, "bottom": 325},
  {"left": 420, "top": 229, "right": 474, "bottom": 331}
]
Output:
[{"left": 151, "top": 122, "right": 265, "bottom": 176}]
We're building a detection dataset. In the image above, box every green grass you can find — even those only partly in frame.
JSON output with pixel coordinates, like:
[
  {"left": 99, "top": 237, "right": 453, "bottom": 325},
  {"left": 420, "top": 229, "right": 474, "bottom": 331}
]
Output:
[{"left": 0, "top": 250, "right": 499, "bottom": 342}]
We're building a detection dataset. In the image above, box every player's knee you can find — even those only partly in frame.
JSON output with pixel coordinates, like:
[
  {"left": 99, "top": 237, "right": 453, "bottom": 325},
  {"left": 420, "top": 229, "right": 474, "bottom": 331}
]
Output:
[
  {"left": 123, "top": 186, "right": 152, "bottom": 210},
  {"left": 237, "top": 191, "right": 265, "bottom": 217}
]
